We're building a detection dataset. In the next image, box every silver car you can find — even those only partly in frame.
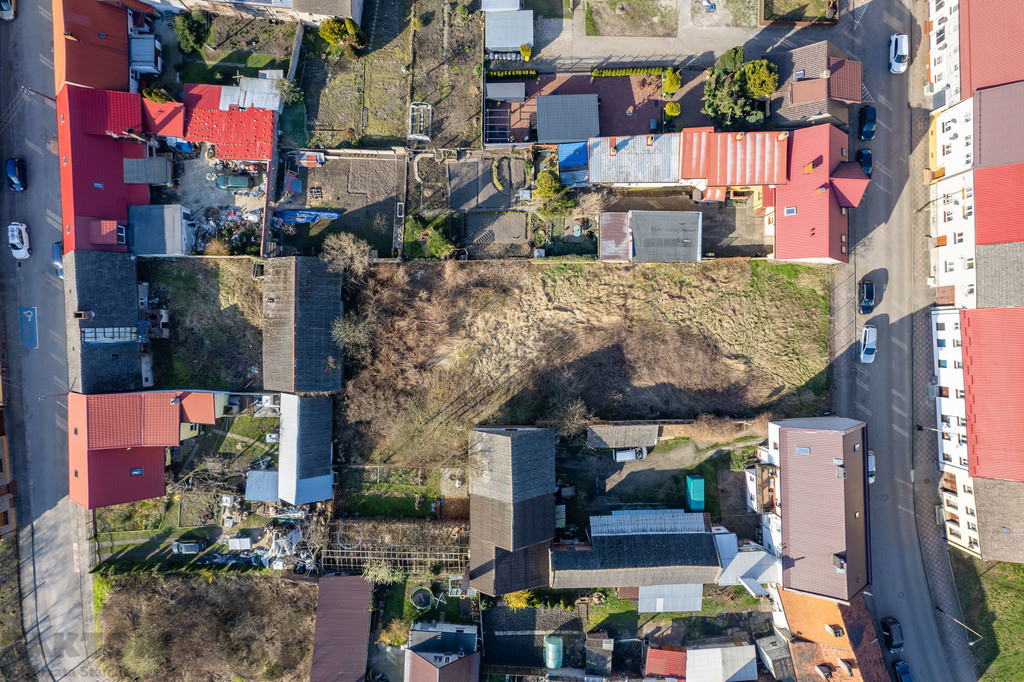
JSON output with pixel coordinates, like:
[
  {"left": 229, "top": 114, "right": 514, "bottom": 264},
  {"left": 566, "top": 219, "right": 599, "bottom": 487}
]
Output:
[
  {"left": 7, "top": 222, "right": 29, "bottom": 259},
  {"left": 859, "top": 325, "right": 878, "bottom": 364},
  {"left": 889, "top": 34, "right": 909, "bottom": 74}
]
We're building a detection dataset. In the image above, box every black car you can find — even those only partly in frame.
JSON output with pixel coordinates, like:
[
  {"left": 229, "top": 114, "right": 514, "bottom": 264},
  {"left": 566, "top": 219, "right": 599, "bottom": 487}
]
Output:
[
  {"left": 858, "top": 106, "right": 877, "bottom": 141},
  {"left": 5, "top": 158, "right": 25, "bottom": 192},
  {"left": 893, "top": 660, "right": 913, "bottom": 682},
  {"left": 51, "top": 242, "right": 64, "bottom": 279},
  {"left": 859, "top": 279, "right": 875, "bottom": 315},
  {"left": 857, "top": 148, "right": 873, "bottom": 178},
  {"left": 881, "top": 616, "right": 905, "bottom": 654}
]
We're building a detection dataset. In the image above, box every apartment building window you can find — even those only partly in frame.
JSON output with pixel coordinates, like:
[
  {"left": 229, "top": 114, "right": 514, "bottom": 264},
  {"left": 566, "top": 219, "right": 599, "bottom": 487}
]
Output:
[
  {"left": 942, "top": 120, "right": 952, "bottom": 133},
  {"left": 967, "top": 283, "right": 976, "bottom": 295},
  {"left": 953, "top": 338, "right": 962, "bottom": 347},
  {"left": 941, "top": 414, "right": 952, "bottom": 425},
  {"left": 960, "top": 457, "right": 969, "bottom": 466},
  {"left": 945, "top": 261, "right": 955, "bottom": 273},
  {"left": 949, "top": 528, "right": 962, "bottom": 539},
  {"left": 966, "top": 257, "right": 975, "bottom": 269},
  {"left": 942, "top": 144, "right": 952, "bottom": 156},
  {"left": 957, "top": 416, "right": 967, "bottom": 427},
  {"left": 965, "top": 153, "right": 972, "bottom": 164},
  {"left": 964, "top": 205, "right": 973, "bottom": 219},
  {"left": 954, "top": 360, "right": 963, "bottom": 368},
  {"left": 964, "top": 186, "right": 973, "bottom": 198},
  {"left": 969, "top": 538, "right": 979, "bottom": 550},
  {"left": 966, "top": 506, "right": 976, "bottom": 517},
  {"left": 943, "top": 453, "right": 953, "bottom": 462},
  {"left": 841, "top": 147, "right": 847, "bottom": 157},
  {"left": 943, "top": 210, "right": 953, "bottom": 223},
  {"left": 968, "top": 521, "right": 978, "bottom": 532},
  {"left": 964, "top": 483, "right": 973, "bottom": 494},
  {"left": 937, "top": 339, "right": 947, "bottom": 348},
  {"left": 959, "top": 434, "right": 968, "bottom": 445},
  {"left": 956, "top": 388, "right": 965, "bottom": 398},
  {"left": 934, "top": 54, "right": 943, "bottom": 66},
  {"left": 936, "top": 322, "right": 946, "bottom": 331},
  {"left": 938, "top": 359, "right": 948, "bottom": 368},
  {"left": 939, "top": 386, "right": 950, "bottom": 397},
  {"left": 953, "top": 232, "right": 964, "bottom": 244},
  {"left": 943, "top": 193, "right": 953, "bottom": 205},
  {"left": 945, "top": 498, "right": 958, "bottom": 510},
  {"left": 942, "top": 431, "right": 952, "bottom": 441},
  {"left": 936, "top": 27, "right": 946, "bottom": 43},
  {"left": 841, "top": 245, "right": 847, "bottom": 254},
  {"left": 934, "top": 0, "right": 944, "bottom": 10}
]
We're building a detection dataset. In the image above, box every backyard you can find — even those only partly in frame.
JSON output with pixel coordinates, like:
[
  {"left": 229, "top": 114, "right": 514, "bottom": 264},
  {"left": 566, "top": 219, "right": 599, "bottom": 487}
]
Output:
[
  {"left": 338, "top": 260, "right": 830, "bottom": 466},
  {"left": 340, "top": 466, "right": 441, "bottom": 518},
  {"left": 588, "top": 585, "right": 762, "bottom": 636},
  {"left": 949, "top": 550, "right": 1024, "bottom": 681},
  {"left": 585, "top": 0, "right": 678, "bottom": 36},
  {"left": 138, "top": 257, "right": 263, "bottom": 391},
  {"left": 762, "top": 0, "right": 833, "bottom": 23},
  {"left": 180, "top": 16, "right": 294, "bottom": 85}
]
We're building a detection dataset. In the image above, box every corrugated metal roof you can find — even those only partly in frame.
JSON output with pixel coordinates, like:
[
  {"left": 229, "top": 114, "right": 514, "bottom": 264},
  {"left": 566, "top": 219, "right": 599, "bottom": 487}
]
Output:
[
  {"left": 705, "top": 130, "right": 788, "bottom": 187},
  {"left": 245, "top": 470, "right": 280, "bottom": 502},
  {"left": 311, "top": 576, "right": 372, "bottom": 682},
  {"left": 278, "top": 394, "right": 334, "bottom": 505},
  {"left": 54, "top": 0, "right": 131, "bottom": 92},
  {"left": 536, "top": 94, "right": 599, "bottom": 144},
  {"left": 586, "top": 423, "right": 660, "bottom": 448},
  {"left": 588, "top": 134, "right": 681, "bottom": 185},
  {"left": 142, "top": 100, "right": 185, "bottom": 137},
  {"left": 686, "top": 644, "right": 757, "bottom": 682},
  {"left": 680, "top": 127, "right": 713, "bottom": 178},
  {"left": 590, "top": 511, "right": 707, "bottom": 535},
  {"left": 598, "top": 212, "right": 630, "bottom": 262},
  {"left": 645, "top": 647, "right": 687, "bottom": 677},
  {"left": 484, "top": 10, "right": 534, "bottom": 50},
  {"left": 959, "top": 0, "right": 1024, "bottom": 96},
  {"left": 558, "top": 141, "right": 588, "bottom": 168},
  {"left": 629, "top": 210, "right": 702, "bottom": 263},
  {"left": 482, "top": 0, "right": 519, "bottom": 10},
  {"left": 485, "top": 81, "right": 527, "bottom": 102},
  {"left": 129, "top": 204, "right": 186, "bottom": 256},
  {"left": 961, "top": 307, "right": 1024, "bottom": 482},
  {"left": 975, "top": 164, "right": 1024, "bottom": 245},
  {"left": 637, "top": 583, "right": 703, "bottom": 613},
  {"left": 973, "top": 81, "right": 1024, "bottom": 170},
  {"left": 220, "top": 75, "right": 283, "bottom": 111}
]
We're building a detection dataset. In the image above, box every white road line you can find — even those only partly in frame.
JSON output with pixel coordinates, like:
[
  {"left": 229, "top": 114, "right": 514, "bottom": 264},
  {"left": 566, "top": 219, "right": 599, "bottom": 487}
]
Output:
[{"left": 862, "top": 83, "right": 875, "bottom": 103}]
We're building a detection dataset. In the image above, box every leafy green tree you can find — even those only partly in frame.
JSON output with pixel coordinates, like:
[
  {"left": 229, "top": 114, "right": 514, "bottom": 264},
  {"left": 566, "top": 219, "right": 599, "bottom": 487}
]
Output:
[
  {"left": 426, "top": 229, "right": 455, "bottom": 259},
  {"left": 319, "top": 18, "right": 347, "bottom": 46},
  {"left": 665, "top": 101, "right": 681, "bottom": 118},
  {"left": 275, "top": 78, "right": 303, "bottom": 105},
  {"left": 173, "top": 11, "right": 208, "bottom": 54},
  {"left": 345, "top": 17, "right": 367, "bottom": 47},
  {"left": 142, "top": 87, "right": 170, "bottom": 104},
  {"left": 457, "top": 4, "right": 470, "bottom": 19},
  {"left": 713, "top": 46, "right": 744, "bottom": 77},
  {"left": 741, "top": 59, "right": 779, "bottom": 98},
  {"left": 663, "top": 68, "right": 681, "bottom": 95},
  {"left": 535, "top": 170, "right": 563, "bottom": 199}
]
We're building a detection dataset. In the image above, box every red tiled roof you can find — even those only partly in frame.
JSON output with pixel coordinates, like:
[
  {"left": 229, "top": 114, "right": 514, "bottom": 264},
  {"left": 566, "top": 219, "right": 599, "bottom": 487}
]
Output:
[
  {"left": 180, "top": 391, "right": 219, "bottom": 424},
  {"left": 645, "top": 646, "right": 687, "bottom": 678},
  {"left": 705, "top": 131, "right": 788, "bottom": 187},
  {"left": 762, "top": 185, "right": 776, "bottom": 208},
  {"left": 961, "top": 308, "right": 1024, "bottom": 482},
  {"left": 73, "top": 446, "right": 167, "bottom": 510},
  {"left": 827, "top": 57, "right": 862, "bottom": 104},
  {"left": 679, "top": 127, "right": 713, "bottom": 178},
  {"left": 830, "top": 162, "right": 870, "bottom": 207},
  {"left": 183, "top": 83, "right": 224, "bottom": 110},
  {"left": 959, "top": 0, "right": 1024, "bottom": 97},
  {"left": 78, "top": 89, "right": 142, "bottom": 136},
  {"left": 704, "top": 186, "right": 727, "bottom": 202},
  {"left": 58, "top": 85, "right": 150, "bottom": 252},
  {"left": 773, "top": 124, "right": 852, "bottom": 262},
  {"left": 53, "top": 0, "right": 130, "bottom": 92},
  {"left": 142, "top": 100, "right": 185, "bottom": 137},
  {"left": 974, "top": 164, "right": 1024, "bottom": 245},
  {"left": 184, "top": 106, "right": 276, "bottom": 161}
]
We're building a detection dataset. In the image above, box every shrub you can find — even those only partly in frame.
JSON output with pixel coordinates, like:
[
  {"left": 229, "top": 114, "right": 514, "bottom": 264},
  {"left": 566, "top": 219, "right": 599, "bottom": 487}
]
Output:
[
  {"left": 204, "top": 237, "right": 228, "bottom": 256},
  {"left": 585, "top": 3, "right": 598, "bottom": 35},
  {"left": 142, "top": 87, "right": 170, "bottom": 104},
  {"left": 173, "top": 10, "right": 208, "bottom": 54},
  {"left": 320, "top": 231, "right": 371, "bottom": 278},
  {"left": 520, "top": 44, "right": 532, "bottom": 62},
  {"left": 540, "top": 192, "right": 578, "bottom": 218},
  {"left": 473, "top": 64, "right": 483, "bottom": 77},
  {"left": 343, "top": 43, "right": 361, "bottom": 60},
  {"left": 663, "top": 67, "right": 681, "bottom": 95},
  {"left": 320, "top": 18, "right": 346, "bottom": 46},
  {"left": 535, "top": 170, "right": 563, "bottom": 199},
  {"left": 426, "top": 229, "right": 455, "bottom": 259},
  {"left": 741, "top": 59, "right": 779, "bottom": 98},
  {"left": 487, "top": 70, "right": 537, "bottom": 80},
  {"left": 275, "top": 78, "right": 303, "bottom": 105},
  {"left": 457, "top": 3, "right": 470, "bottom": 19},
  {"left": 592, "top": 67, "right": 667, "bottom": 77},
  {"left": 714, "top": 46, "right": 745, "bottom": 78},
  {"left": 332, "top": 302, "right": 381, "bottom": 366},
  {"left": 379, "top": 620, "right": 410, "bottom": 646},
  {"left": 345, "top": 16, "right": 367, "bottom": 48},
  {"left": 411, "top": 15, "right": 425, "bottom": 30},
  {"left": 665, "top": 101, "right": 681, "bottom": 118},
  {"left": 504, "top": 590, "right": 532, "bottom": 611}
]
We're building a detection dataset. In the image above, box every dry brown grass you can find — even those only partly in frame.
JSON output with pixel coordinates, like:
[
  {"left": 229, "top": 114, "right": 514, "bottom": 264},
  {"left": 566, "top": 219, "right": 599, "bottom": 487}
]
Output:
[
  {"left": 340, "top": 261, "right": 830, "bottom": 466},
  {"left": 98, "top": 573, "right": 316, "bottom": 681}
]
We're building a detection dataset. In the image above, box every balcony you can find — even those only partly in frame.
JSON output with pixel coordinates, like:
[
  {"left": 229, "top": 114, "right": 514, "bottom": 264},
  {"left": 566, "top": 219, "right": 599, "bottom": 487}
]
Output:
[
  {"left": 940, "top": 472, "right": 958, "bottom": 495},
  {"left": 753, "top": 464, "right": 779, "bottom": 515}
]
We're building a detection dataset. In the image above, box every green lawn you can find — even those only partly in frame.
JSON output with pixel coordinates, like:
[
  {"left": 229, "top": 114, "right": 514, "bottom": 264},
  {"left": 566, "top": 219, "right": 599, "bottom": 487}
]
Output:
[
  {"left": 182, "top": 55, "right": 289, "bottom": 85},
  {"left": 280, "top": 102, "right": 308, "bottom": 149},
  {"left": 382, "top": 580, "right": 471, "bottom": 629},
  {"left": 763, "top": 0, "right": 831, "bottom": 22},
  {"left": 950, "top": 549, "right": 1024, "bottom": 680},
  {"left": 588, "top": 585, "right": 760, "bottom": 633},
  {"left": 284, "top": 214, "right": 394, "bottom": 258},
  {"left": 343, "top": 494, "right": 433, "bottom": 518}
]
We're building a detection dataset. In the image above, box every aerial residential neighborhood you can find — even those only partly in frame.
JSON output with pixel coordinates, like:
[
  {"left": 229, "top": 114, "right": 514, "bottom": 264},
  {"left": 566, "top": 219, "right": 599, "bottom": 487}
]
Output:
[{"left": 0, "top": 0, "right": 1020, "bottom": 680}]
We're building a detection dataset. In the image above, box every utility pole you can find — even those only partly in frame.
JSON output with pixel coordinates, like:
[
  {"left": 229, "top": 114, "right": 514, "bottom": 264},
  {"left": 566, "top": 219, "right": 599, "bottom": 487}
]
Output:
[
  {"left": 20, "top": 86, "right": 55, "bottom": 103},
  {"left": 935, "top": 605, "right": 984, "bottom": 646}
]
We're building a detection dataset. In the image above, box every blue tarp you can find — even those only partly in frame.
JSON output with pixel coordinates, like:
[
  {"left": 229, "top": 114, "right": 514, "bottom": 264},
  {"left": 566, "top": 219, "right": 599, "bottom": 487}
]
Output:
[
  {"left": 276, "top": 209, "right": 341, "bottom": 225},
  {"left": 558, "top": 141, "right": 588, "bottom": 169}
]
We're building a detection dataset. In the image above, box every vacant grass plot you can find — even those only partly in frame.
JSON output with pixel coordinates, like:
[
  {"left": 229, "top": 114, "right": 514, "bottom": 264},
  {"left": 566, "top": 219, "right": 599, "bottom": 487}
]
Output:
[
  {"left": 763, "top": 0, "right": 832, "bottom": 22},
  {"left": 99, "top": 574, "right": 315, "bottom": 681},
  {"left": 586, "top": 0, "right": 678, "bottom": 36},
  {"left": 0, "top": 538, "right": 33, "bottom": 681},
  {"left": 139, "top": 258, "right": 262, "bottom": 390},
  {"left": 340, "top": 261, "right": 830, "bottom": 465},
  {"left": 182, "top": 16, "right": 294, "bottom": 85}
]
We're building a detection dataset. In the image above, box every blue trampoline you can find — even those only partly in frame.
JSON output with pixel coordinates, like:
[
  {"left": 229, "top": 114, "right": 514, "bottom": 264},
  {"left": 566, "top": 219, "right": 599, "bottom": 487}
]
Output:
[{"left": 558, "top": 141, "right": 588, "bottom": 169}]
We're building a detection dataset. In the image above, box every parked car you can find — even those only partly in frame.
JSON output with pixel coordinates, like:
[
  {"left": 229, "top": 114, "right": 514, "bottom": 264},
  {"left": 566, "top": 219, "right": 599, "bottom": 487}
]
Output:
[
  {"left": 51, "top": 242, "right": 64, "bottom": 279},
  {"left": 7, "top": 222, "right": 29, "bottom": 259},
  {"left": 881, "top": 616, "right": 905, "bottom": 654},
  {"left": 867, "top": 451, "right": 876, "bottom": 484},
  {"left": 889, "top": 34, "right": 909, "bottom": 74},
  {"left": 613, "top": 447, "right": 648, "bottom": 463},
  {"left": 859, "top": 324, "right": 878, "bottom": 364},
  {"left": 172, "top": 539, "right": 208, "bottom": 555},
  {"left": 858, "top": 106, "right": 876, "bottom": 141},
  {"left": 6, "top": 158, "right": 26, "bottom": 191},
  {"left": 0, "top": 0, "right": 14, "bottom": 22},
  {"left": 857, "top": 148, "right": 873, "bottom": 178},
  {"left": 216, "top": 174, "right": 255, "bottom": 190},
  {"left": 892, "top": 660, "right": 913, "bottom": 682},
  {"left": 859, "top": 279, "right": 876, "bottom": 315}
]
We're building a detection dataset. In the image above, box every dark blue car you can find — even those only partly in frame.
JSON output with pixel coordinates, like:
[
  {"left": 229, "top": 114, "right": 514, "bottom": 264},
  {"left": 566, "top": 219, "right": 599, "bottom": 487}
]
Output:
[
  {"left": 5, "top": 158, "right": 25, "bottom": 192},
  {"left": 52, "top": 242, "right": 64, "bottom": 279},
  {"left": 857, "top": 148, "right": 873, "bottom": 178},
  {"left": 858, "top": 106, "right": 876, "bottom": 141}
]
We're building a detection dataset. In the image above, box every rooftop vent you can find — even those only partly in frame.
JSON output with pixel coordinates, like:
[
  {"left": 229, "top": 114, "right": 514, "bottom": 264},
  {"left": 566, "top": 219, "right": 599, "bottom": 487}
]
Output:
[
  {"left": 825, "top": 624, "right": 844, "bottom": 638},
  {"left": 803, "top": 160, "right": 821, "bottom": 174},
  {"left": 814, "top": 664, "right": 833, "bottom": 680},
  {"left": 833, "top": 553, "right": 847, "bottom": 573},
  {"left": 837, "top": 659, "right": 854, "bottom": 675}
]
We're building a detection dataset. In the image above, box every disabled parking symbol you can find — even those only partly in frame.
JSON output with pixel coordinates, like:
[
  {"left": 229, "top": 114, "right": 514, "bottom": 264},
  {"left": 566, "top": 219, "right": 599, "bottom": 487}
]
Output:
[{"left": 19, "top": 307, "right": 38, "bottom": 349}]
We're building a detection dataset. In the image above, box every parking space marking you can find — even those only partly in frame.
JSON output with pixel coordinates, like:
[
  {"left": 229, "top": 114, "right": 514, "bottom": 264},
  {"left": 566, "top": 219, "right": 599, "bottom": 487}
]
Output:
[{"left": 19, "top": 307, "right": 38, "bottom": 349}]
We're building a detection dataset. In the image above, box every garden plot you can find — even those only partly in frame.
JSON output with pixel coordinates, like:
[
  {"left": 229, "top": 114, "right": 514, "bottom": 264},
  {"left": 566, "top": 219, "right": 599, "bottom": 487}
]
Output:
[
  {"left": 448, "top": 156, "right": 525, "bottom": 211},
  {"left": 413, "top": 155, "right": 449, "bottom": 211},
  {"left": 465, "top": 212, "right": 529, "bottom": 258},
  {"left": 410, "top": 0, "right": 484, "bottom": 148},
  {"left": 586, "top": 0, "right": 679, "bottom": 36},
  {"left": 183, "top": 16, "right": 293, "bottom": 84}
]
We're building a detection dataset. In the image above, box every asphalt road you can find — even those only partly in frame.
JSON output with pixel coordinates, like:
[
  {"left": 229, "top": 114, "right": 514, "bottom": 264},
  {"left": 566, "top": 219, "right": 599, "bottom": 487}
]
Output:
[{"left": 0, "top": 0, "right": 101, "bottom": 679}]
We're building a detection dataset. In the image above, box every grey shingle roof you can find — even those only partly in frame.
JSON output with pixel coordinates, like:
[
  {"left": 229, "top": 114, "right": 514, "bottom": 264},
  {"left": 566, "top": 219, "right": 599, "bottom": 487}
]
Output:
[
  {"left": 469, "top": 428, "right": 556, "bottom": 503},
  {"left": 975, "top": 477, "right": 1024, "bottom": 563},
  {"left": 129, "top": 204, "right": 187, "bottom": 256},
  {"left": 770, "top": 40, "right": 858, "bottom": 128},
  {"left": 976, "top": 242, "right": 1024, "bottom": 308},
  {"left": 291, "top": 0, "right": 361, "bottom": 21},
  {"left": 586, "top": 423, "right": 660, "bottom": 449},
  {"left": 629, "top": 210, "right": 702, "bottom": 263},
  {"left": 469, "top": 534, "right": 551, "bottom": 596},
  {"left": 64, "top": 251, "right": 142, "bottom": 394},
  {"left": 549, "top": 533, "right": 721, "bottom": 588},
  {"left": 484, "top": 10, "right": 533, "bottom": 51},
  {"left": 262, "top": 257, "right": 343, "bottom": 394},
  {"left": 536, "top": 94, "right": 599, "bottom": 144}
]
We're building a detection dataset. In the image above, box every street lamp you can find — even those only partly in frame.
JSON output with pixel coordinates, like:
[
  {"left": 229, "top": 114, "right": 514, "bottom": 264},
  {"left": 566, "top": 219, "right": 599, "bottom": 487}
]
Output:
[
  {"left": 935, "top": 605, "right": 983, "bottom": 647},
  {"left": 916, "top": 424, "right": 942, "bottom": 433}
]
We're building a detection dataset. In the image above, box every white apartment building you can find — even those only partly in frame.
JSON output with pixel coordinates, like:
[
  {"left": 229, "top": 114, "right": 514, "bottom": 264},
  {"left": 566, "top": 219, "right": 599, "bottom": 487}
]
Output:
[
  {"left": 745, "top": 422, "right": 783, "bottom": 558},
  {"left": 931, "top": 308, "right": 980, "bottom": 556},
  {"left": 924, "top": 0, "right": 962, "bottom": 104}
]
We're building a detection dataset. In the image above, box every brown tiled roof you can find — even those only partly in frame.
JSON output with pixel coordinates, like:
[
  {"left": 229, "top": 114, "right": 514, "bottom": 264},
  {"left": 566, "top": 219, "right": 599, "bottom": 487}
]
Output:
[
  {"left": 617, "top": 586, "right": 639, "bottom": 599},
  {"left": 469, "top": 533, "right": 551, "bottom": 596},
  {"left": 407, "top": 650, "right": 481, "bottom": 681},
  {"left": 779, "top": 589, "right": 854, "bottom": 649},
  {"left": 770, "top": 41, "right": 861, "bottom": 126},
  {"left": 311, "top": 576, "right": 371, "bottom": 682},
  {"left": 827, "top": 58, "right": 863, "bottom": 103},
  {"left": 792, "top": 78, "right": 829, "bottom": 105},
  {"left": 975, "top": 477, "right": 1024, "bottom": 562}
]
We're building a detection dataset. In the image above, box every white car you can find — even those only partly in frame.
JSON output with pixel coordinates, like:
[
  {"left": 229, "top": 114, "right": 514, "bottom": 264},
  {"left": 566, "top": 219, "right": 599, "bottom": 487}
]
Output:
[
  {"left": 867, "top": 451, "right": 876, "bottom": 484},
  {"left": 889, "top": 34, "right": 909, "bottom": 74},
  {"left": 859, "top": 324, "right": 878, "bottom": 364},
  {"left": 7, "top": 222, "right": 29, "bottom": 259},
  {"left": 613, "top": 447, "right": 648, "bottom": 463}
]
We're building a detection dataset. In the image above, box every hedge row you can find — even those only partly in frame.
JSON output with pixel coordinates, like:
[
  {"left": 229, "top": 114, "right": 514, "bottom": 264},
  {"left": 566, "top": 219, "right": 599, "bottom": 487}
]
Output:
[
  {"left": 487, "top": 70, "right": 538, "bottom": 80},
  {"left": 592, "top": 67, "right": 667, "bottom": 77}
]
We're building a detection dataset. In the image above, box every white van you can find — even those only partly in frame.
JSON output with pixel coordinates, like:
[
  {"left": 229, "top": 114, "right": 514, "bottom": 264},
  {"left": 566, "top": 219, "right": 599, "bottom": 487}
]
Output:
[{"left": 613, "top": 447, "right": 648, "bottom": 462}]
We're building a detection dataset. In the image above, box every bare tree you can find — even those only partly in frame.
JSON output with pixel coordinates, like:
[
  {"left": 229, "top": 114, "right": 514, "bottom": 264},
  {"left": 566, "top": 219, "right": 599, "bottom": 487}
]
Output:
[
  {"left": 574, "top": 188, "right": 611, "bottom": 219},
  {"left": 320, "top": 232, "right": 371, "bottom": 279}
]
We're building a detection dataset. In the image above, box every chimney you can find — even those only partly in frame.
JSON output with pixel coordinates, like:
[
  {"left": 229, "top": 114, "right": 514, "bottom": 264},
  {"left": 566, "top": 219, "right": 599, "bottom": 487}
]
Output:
[
  {"left": 777, "top": 131, "right": 789, "bottom": 140},
  {"left": 803, "top": 160, "right": 821, "bottom": 174},
  {"left": 825, "top": 624, "right": 844, "bottom": 638},
  {"left": 609, "top": 137, "right": 617, "bottom": 156},
  {"left": 736, "top": 132, "right": 745, "bottom": 140},
  {"left": 813, "top": 185, "right": 828, "bottom": 194},
  {"left": 646, "top": 135, "right": 654, "bottom": 146}
]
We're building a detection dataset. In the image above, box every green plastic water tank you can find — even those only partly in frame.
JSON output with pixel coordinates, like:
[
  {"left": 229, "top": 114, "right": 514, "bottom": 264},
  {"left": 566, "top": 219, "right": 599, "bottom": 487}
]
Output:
[{"left": 544, "top": 635, "right": 563, "bottom": 669}]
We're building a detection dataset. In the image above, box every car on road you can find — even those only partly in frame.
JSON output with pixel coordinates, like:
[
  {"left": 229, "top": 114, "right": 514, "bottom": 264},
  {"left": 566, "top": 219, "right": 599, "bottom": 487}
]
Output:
[
  {"left": 859, "top": 325, "right": 877, "bottom": 364},
  {"left": 7, "top": 222, "right": 29, "bottom": 259},
  {"left": 216, "top": 174, "right": 255, "bottom": 190},
  {"left": 857, "top": 148, "right": 872, "bottom": 178},
  {"left": 867, "top": 451, "right": 876, "bottom": 484},
  {"left": 881, "top": 616, "right": 905, "bottom": 653},
  {"left": 0, "top": 0, "right": 14, "bottom": 22},
  {"left": 892, "top": 660, "right": 913, "bottom": 682},
  {"left": 6, "top": 158, "right": 26, "bottom": 191},
  {"left": 613, "top": 447, "right": 648, "bottom": 463},
  {"left": 858, "top": 106, "right": 876, "bottom": 141},
  {"left": 889, "top": 34, "right": 909, "bottom": 74},
  {"left": 859, "top": 279, "right": 876, "bottom": 315},
  {"left": 51, "top": 242, "right": 64, "bottom": 279},
  {"left": 172, "top": 539, "right": 208, "bottom": 555}
]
